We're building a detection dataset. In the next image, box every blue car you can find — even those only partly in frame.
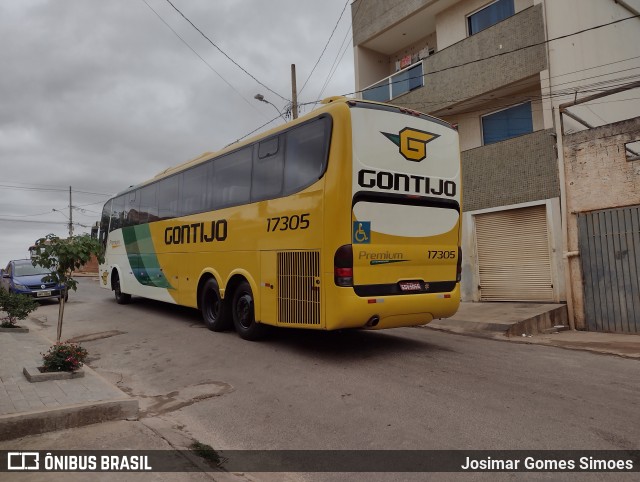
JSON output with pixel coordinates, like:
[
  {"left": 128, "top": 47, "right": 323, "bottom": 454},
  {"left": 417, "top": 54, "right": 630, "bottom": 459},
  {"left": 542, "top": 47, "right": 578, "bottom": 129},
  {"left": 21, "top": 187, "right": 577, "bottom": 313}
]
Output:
[{"left": 0, "top": 259, "right": 68, "bottom": 302}]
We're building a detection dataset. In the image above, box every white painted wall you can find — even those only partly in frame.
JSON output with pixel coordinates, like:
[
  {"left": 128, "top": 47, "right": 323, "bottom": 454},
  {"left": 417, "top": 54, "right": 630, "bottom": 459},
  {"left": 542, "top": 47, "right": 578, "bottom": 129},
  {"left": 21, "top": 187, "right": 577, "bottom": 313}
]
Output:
[{"left": 542, "top": 0, "right": 640, "bottom": 129}]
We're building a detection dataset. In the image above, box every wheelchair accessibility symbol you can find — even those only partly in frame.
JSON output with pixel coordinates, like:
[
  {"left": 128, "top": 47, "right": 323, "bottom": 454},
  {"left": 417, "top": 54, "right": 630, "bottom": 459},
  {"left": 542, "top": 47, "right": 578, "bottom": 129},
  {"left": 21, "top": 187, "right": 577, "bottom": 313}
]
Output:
[{"left": 353, "top": 221, "right": 371, "bottom": 244}]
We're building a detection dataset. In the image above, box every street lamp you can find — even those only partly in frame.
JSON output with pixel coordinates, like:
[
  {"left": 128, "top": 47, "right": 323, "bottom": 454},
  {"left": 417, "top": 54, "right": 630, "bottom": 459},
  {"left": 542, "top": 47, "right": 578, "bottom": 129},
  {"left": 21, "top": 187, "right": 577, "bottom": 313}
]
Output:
[{"left": 254, "top": 94, "right": 286, "bottom": 121}]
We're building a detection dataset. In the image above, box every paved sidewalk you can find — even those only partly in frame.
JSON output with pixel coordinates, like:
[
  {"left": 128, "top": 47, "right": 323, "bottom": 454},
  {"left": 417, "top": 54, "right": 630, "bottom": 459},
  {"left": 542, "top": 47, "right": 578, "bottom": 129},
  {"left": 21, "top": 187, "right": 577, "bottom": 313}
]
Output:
[
  {"left": 0, "top": 326, "right": 137, "bottom": 441},
  {"left": 427, "top": 302, "right": 640, "bottom": 359}
]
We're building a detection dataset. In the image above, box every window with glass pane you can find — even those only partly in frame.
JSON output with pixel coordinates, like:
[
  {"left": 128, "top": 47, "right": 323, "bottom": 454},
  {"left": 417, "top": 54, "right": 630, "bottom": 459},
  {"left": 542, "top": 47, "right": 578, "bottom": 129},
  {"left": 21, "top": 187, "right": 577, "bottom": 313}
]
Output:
[
  {"left": 391, "top": 63, "right": 423, "bottom": 99},
  {"left": 252, "top": 136, "right": 284, "bottom": 202},
  {"left": 139, "top": 183, "right": 158, "bottom": 224},
  {"left": 158, "top": 175, "right": 181, "bottom": 220},
  {"left": 110, "top": 196, "right": 125, "bottom": 232},
  {"left": 284, "top": 118, "right": 330, "bottom": 195},
  {"left": 363, "top": 80, "right": 390, "bottom": 102},
  {"left": 124, "top": 190, "right": 140, "bottom": 227},
  {"left": 211, "top": 147, "right": 252, "bottom": 209},
  {"left": 181, "top": 163, "right": 209, "bottom": 215},
  {"left": 482, "top": 102, "right": 533, "bottom": 145},
  {"left": 468, "top": 0, "right": 514, "bottom": 35},
  {"left": 100, "top": 200, "right": 112, "bottom": 245}
]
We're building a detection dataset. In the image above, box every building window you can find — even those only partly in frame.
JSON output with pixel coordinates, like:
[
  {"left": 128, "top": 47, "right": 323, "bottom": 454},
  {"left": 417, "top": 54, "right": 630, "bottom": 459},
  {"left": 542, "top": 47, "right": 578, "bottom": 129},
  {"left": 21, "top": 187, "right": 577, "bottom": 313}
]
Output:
[
  {"left": 481, "top": 102, "right": 533, "bottom": 145},
  {"left": 467, "top": 0, "right": 515, "bottom": 35}
]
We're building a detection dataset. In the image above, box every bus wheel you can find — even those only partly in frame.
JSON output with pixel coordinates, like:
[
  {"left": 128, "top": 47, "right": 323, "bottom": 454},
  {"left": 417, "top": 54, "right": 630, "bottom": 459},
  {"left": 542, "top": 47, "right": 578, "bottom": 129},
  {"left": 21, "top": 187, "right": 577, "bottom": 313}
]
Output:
[
  {"left": 232, "top": 281, "right": 268, "bottom": 341},
  {"left": 200, "top": 278, "right": 231, "bottom": 331},
  {"left": 113, "top": 273, "right": 131, "bottom": 305}
]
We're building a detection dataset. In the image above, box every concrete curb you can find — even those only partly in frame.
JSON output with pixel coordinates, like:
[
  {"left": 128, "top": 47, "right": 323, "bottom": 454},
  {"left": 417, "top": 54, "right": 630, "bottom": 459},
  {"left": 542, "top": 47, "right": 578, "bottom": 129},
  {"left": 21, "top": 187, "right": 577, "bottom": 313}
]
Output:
[
  {"left": 23, "top": 366, "right": 85, "bottom": 382},
  {"left": 0, "top": 398, "right": 138, "bottom": 441}
]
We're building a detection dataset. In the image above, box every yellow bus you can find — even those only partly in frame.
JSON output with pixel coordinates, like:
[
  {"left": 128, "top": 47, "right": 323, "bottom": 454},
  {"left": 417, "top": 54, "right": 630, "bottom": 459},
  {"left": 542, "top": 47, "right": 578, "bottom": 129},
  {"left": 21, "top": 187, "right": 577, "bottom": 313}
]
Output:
[{"left": 98, "top": 97, "right": 462, "bottom": 340}]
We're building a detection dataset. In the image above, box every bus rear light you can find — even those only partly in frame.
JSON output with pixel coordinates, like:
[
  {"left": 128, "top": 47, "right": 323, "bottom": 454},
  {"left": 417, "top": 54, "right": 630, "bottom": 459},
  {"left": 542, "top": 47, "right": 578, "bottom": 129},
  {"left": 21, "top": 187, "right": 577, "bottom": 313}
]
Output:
[
  {"left": 334, "top": 244, "right": 353, "bottom": 287},
  {"left": 456, "top": 247, "right": 462, "bottom": 282}
]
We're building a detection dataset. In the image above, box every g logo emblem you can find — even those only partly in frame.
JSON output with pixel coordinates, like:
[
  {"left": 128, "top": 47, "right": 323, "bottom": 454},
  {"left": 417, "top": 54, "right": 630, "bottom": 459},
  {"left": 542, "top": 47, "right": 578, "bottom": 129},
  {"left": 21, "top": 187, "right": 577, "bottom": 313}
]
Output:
[{"left": 382, "top": 128, "right": 439, "bottom": 162}]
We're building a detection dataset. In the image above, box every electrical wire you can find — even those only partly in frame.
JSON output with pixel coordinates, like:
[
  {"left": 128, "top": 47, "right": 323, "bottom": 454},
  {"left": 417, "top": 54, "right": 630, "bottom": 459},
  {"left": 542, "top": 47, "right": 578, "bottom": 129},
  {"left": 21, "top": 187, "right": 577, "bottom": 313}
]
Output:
[
  {"left": 226, "top": 113, "right": 285, "bottom": 147},
  {"left": 299, "top": 0, "right": 351, "bottom": 95},
  {"left": 0, "top": 184, "right": 111, "bottom": 197},
  {"left": 163, "top": 0, "right": 289, "bottom": 102},
  {"left": 141, "top": 0, "right": 264, "bottom": 116}
]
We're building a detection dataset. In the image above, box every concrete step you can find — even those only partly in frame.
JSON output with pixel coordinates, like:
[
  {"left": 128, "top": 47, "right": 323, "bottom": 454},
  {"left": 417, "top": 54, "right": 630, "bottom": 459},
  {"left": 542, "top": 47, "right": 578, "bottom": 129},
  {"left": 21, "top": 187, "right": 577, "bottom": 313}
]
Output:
[{"left": 427, "top": 302, "right": 568, "bottom": 337}]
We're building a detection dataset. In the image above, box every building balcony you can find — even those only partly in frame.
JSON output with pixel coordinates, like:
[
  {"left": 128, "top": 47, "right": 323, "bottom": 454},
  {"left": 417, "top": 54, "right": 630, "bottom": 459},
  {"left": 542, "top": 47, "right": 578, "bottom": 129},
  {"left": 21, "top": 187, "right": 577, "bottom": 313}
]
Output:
[{"left": 358, "top": 4, "right": 547, "bottom": 115}]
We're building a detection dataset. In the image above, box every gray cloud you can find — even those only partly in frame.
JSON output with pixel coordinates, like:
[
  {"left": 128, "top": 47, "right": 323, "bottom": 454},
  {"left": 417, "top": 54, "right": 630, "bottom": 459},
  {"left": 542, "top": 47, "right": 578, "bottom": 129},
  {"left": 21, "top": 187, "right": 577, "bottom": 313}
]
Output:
[{"left": 0, "top": 0, "right": 354, "bottom": 262}]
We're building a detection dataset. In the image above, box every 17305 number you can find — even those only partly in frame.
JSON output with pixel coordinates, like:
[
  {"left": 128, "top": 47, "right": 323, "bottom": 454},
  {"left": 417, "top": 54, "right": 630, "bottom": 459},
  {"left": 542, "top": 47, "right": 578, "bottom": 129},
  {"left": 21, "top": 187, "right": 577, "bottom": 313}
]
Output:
[
  {"left": 267, "top": 213, "right": 310, "bottom": 232},
  {"left": 428, "top": 250, "right": 456, "bottom": 259}
]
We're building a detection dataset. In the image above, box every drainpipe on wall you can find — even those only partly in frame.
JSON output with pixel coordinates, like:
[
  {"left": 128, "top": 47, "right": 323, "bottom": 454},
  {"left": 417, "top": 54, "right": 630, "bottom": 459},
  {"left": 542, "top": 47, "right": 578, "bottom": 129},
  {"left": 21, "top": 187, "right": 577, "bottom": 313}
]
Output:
[
  {"left": 553, "top": 106, "right": 576, "bottom": 331},
  {"left": 541, "top": 0, "right": 576, "bottom": 329}
]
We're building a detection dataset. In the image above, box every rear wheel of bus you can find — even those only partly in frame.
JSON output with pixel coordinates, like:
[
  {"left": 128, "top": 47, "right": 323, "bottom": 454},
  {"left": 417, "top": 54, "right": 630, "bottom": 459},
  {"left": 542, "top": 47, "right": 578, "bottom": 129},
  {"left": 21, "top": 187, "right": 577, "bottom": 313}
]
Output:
[
  {"left": 232, "top": 281, "right": 268, "bottom": 341},
  {"left": 200, "top": 278, "right": 232, "bottom": 331}
]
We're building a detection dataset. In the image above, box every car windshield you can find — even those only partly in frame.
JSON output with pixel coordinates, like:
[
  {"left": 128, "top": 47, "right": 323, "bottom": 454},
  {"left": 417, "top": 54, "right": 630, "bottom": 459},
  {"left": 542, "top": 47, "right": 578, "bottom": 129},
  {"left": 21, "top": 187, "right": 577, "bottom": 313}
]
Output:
[{"left": 13, "top": 262, "right": 51, "bottom": 277}]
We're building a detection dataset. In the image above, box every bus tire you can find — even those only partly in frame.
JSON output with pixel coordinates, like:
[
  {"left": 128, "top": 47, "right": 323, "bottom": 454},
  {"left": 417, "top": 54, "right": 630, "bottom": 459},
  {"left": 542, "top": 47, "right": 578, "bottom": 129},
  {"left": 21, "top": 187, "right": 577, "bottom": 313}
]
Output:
[
  {"left": 200, "top": 278, "right": 231, "bottom": 331},
  {"left": 232, "top": 281, "right": 268, "bottom": 341},
  {"left": 113, "top": 272, "right": 131, "bottom": 305}
]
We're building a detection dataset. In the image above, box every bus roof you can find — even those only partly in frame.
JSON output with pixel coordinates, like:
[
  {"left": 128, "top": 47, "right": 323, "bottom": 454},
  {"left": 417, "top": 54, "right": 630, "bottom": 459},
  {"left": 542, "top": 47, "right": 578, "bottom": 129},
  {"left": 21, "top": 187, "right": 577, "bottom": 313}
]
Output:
[{"left": 111, "top": 96, "right": 454, "bottom": 197}]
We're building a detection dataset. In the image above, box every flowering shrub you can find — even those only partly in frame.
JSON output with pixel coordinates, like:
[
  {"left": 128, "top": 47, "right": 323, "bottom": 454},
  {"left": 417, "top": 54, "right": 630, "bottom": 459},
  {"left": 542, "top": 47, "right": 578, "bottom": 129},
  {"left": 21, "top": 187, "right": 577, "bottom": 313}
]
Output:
[{"left": 41, "top": 342, "right": 88, "bottom": 372}]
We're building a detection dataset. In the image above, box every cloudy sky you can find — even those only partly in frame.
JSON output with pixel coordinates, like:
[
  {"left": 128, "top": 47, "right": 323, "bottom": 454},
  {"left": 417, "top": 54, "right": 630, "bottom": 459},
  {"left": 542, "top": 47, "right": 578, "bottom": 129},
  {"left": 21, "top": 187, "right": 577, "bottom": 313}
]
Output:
[{"left": 0, "top": 0, "right": 355, "bottom": 264}]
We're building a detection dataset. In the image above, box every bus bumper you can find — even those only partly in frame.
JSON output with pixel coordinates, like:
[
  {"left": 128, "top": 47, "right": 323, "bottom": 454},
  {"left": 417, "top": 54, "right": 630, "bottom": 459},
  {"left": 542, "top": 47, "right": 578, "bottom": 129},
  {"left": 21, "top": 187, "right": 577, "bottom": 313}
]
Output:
[{"left": 325, "top": 283, "right": 461, "bottom": 331}]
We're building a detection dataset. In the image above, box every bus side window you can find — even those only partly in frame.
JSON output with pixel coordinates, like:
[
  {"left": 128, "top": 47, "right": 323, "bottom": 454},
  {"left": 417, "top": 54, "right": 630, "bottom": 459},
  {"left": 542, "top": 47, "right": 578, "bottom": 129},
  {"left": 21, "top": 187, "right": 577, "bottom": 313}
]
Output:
[
  {"left": 158, "top": 175, "right": 181, "bottom": 220},
  {"left": 252, "top": 136, "right": 283, "bottom": 202},
  {"left": 284, "top": 118, "right": 330, "bottom": 195},
  {"left": 124, "top": 190, "right": 140, "bottom": 227},
  {"left": 110, "top": 196, "right": 125, "bottom": 232},
  {"left": 99, "top": 199, "right": 112, "bottom": 246},
  {"left": 181, "top": 162, "right": 209, "bottom": 216},
  {"left": 139, "top": 183, "right": 158, "bottom": 224},
  {"left": 211, "top": 147, "right": 252, "bottom": 209}
]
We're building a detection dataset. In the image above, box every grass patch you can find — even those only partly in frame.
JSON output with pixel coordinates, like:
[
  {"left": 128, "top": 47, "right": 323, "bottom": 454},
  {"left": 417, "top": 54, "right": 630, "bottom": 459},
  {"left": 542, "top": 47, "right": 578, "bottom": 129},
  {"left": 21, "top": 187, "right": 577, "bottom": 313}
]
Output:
[{"left": 189, "top": 441, "right": 226, "bottom": 469}]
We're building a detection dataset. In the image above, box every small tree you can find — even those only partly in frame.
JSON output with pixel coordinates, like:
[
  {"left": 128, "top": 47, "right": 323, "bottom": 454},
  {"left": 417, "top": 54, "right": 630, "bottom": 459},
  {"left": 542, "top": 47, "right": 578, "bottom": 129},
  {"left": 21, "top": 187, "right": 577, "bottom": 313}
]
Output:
[
  {"left": 0, "top": 288, "right": 38, "bottom": 328},
  {"left": 30, "top": 234, "right": 104, "bottom": 342}
]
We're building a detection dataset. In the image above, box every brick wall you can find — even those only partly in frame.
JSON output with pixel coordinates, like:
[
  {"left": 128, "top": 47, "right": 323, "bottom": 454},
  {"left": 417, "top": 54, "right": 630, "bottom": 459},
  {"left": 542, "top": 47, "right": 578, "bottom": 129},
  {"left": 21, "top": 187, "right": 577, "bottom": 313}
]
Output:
[{"left": 563, "top": 117, "right": 640, "bottom": 329}]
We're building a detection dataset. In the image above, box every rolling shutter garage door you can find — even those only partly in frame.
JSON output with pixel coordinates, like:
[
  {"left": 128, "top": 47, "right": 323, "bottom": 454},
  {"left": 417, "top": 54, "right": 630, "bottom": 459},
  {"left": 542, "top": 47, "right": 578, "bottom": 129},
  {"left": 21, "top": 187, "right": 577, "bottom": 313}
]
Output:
[{"left": 475, "top": 205, "right": 554, "bottom": 301}]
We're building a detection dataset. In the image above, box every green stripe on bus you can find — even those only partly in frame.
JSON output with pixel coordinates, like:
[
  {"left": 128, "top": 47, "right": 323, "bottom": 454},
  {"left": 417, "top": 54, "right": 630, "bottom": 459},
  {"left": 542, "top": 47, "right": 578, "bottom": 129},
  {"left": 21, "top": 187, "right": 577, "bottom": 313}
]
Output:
[{"left": 122, "top": 225, "right": 174, "bottom": 289}]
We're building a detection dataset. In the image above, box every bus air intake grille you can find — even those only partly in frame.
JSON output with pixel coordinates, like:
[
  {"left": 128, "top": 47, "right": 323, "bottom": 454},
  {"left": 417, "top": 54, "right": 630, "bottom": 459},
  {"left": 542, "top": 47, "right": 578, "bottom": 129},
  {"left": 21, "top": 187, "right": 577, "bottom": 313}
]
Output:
[{"left": 277, "top": 251, "right": 321, "bottom": 325}]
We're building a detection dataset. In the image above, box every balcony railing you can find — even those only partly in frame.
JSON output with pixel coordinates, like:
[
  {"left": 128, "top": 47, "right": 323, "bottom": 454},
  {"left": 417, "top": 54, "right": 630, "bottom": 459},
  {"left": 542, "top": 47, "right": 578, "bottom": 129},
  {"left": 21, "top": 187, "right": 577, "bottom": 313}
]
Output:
[{"left": 362, "top": 62, "right": 424, "bottom": 102}]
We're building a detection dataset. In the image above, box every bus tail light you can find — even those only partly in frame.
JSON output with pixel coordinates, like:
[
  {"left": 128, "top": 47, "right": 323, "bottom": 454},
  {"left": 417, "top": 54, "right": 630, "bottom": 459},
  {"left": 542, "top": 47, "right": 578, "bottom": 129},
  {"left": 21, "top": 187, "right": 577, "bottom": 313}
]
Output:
[
  {"left": 456, "top": 247, "right": 462, "bottom": 282},
  {"left": 334, "top": 244, "right": 353, "bottom": 287}
]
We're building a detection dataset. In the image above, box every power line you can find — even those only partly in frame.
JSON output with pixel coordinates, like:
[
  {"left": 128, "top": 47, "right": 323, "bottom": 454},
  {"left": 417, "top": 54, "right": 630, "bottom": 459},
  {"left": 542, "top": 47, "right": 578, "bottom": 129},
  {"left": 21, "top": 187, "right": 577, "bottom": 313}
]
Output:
[
  {"left": 163, "top": 0, "right": 288, "bottom": 102},
  {"left": 315, "top": 28, "right": 352, "bottom": 103},
  {"left": 0, "top": 218, "right": 69, "bottom": 225},
  {"left": 141, "top": 0, "right": 264, "bottom": 116},
  {"left": 299, "top": 0, "right": 351, "bottom": 95},
  {"left": 227, "top": 113, "right": 285, "bottom": 147},
  {"left": 312, "top": 0, "right": 363, "bottom": 105},
  {"left": 0, "top": 184, "right": 111, "bottom": 197}
]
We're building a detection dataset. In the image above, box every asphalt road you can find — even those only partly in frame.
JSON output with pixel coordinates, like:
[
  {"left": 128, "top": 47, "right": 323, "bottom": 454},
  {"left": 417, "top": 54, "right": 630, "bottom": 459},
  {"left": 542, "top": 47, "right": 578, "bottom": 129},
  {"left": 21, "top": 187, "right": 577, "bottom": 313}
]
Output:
[{"left": 23, "top": 278, "right": 640, "bottom": 480}]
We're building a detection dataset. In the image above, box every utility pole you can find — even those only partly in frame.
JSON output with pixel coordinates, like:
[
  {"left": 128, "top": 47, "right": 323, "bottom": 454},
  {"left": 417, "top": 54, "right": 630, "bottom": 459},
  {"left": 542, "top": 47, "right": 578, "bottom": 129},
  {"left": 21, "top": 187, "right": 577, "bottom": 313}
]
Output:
[
  {"left": 291, "top": 64, "right": 298, "bottom": 119},
  {"left": 68, "top": 186, "right": 73, "bottom": 237}
]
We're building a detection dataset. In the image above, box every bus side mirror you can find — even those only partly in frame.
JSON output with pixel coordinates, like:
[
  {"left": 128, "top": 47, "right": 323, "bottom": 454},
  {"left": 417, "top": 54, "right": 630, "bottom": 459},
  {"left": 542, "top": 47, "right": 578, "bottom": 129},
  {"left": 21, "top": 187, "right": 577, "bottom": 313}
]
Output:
[{"left": 91, "top": 221, "right": 99, "bottom": 239}]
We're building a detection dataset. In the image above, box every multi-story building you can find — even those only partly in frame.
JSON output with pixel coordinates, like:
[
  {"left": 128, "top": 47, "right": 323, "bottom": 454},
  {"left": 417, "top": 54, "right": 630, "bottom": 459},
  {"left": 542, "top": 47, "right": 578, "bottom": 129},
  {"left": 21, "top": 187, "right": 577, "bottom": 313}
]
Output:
[{"left": 351, "top": 0, "right": 640, "bottom": 317}]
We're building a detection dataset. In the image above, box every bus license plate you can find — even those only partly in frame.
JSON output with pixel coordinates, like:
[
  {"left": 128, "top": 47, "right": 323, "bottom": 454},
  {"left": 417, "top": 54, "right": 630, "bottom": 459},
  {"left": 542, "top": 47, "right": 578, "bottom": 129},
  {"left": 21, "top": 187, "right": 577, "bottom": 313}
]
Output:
[
  {"left": 37, "top": 290, "right": 51, "bottom": 297},
  {"left": 399, "top": 281, "right": 422, "bottom": 292}
]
